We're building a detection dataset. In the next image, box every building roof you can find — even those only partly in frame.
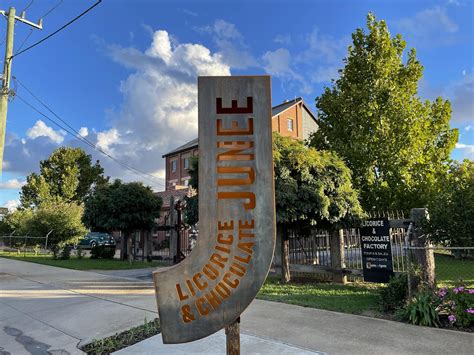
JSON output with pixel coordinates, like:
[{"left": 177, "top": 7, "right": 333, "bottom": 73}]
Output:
[
  {"left": 155, "top": 188, "right": 191, "bottom": 208},
  {"left": 162, "top": 138, "right": 198, "bottom": 158},
  {"left": 162, "top": 98, "right": 316, "bottom": 157},
  {"left": 271, "top": 97, "right": 316, "bottom": 120}
]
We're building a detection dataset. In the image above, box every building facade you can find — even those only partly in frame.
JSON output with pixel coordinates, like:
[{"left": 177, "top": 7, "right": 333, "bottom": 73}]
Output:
[{"left": 162, "top": 97, "right": 317, "bottom": 190}]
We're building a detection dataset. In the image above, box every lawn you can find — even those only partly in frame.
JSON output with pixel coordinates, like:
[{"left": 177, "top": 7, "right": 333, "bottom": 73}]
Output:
[
  {"left": 0, "top": 252, "right": 167, "bottom": 270},
  {"left": 435, "top": 254, "right": 474, "bottom": 288},
  {"left": 258, "top": 277, "right": 382, "bottom": 315},
  {"left": 257, "top": 255, "right": 473, "bottom": 315}
]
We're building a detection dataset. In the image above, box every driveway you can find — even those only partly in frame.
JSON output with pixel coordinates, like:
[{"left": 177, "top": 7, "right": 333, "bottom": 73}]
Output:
[{"left": 1, "top": 258, "right": 473, "bottom": 355}]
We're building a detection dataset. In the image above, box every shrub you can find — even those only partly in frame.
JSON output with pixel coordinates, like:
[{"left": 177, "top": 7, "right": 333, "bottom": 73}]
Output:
[
  {"left": 397, "top": 292, "right": 440, "bottom": 327},
  {"left": 90, "top": 245, "right": 115, "bottom": 259},
  {"left": 76, "top": 246, "right": 84, "bottom": 259},
  {"left": 379, "top": 274, "right": 408, "bottom": 312},
  {"left": 436, "top": 285, "right": 474, "bottom": 328},
  {"left": 59, "top": 246, "right": 71, "bottom": 260}
]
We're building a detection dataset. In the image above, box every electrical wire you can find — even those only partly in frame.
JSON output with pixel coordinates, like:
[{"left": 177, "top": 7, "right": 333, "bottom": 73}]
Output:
[
  {"left": 11, "top": 0, "right": 102, "bottom": 59},
  {"left": 14, "top": 28, "right": 34, "bottom": 54},
  {"left": 21, "top": 0, "right": 35, "bottom": 13},
  {"left": 40, "top": 0, "right": 63, "bottom": 19},
  {"left": 12, "top": 82, "right": 166, "bottom": 190}
]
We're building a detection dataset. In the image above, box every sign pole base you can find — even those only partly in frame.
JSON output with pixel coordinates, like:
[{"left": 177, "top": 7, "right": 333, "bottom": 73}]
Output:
[{"left": 225, "top": 317, "right": 240, "bottom": 355}]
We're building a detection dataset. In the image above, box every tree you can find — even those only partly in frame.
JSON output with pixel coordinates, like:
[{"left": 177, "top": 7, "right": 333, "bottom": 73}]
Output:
[
  {"left": 274, "top": 133, "right": 363, "bottom": 282},
  {"left": 20, "top": 147, "right": 107, "bottom": 208},
  {"left": 309, "top": 13, "right": 458, "bottom": 212},
  {"left": 29, "top": 201, "right": 87, "bottom": 257},
  {"left": 83, "top": 180, "right": 162, "bottom": 260},
  {"left": 5, "top": 201, "right": 86, "bottom": 257},
  {"left": 183, "top": 134, "right": 363, "bottom": 282},
  {"left": 184, "top": 156, "right": 199, "bottom": 226},
  {"left": 426, "top": 160, "right": 474, "bottom": 250}
]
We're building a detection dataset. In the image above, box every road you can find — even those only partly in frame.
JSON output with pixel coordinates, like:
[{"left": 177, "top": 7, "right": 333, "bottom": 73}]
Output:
[{"left": 1, "top": 258, "right": 472, "bottom": 354}]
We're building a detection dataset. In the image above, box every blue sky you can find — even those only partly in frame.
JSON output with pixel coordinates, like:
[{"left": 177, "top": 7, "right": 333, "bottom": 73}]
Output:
[{"left": 1, "top": 0, "right": 473, "bottom": 209}]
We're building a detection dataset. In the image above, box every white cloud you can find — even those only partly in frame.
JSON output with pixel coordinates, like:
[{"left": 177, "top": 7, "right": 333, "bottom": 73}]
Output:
[
  {"left": 96, "top": 128, "right": 120, "bottom": 154},
  {"left": 0, "top": 179, "right": 25, "bottom": 189},
  {"left": 274, "top": 34, "right": 291, "bottom": 45},
  {"left": 450, "top": 73, "right": 473, "bottom": 123},
  {"left": 455, "top": 143, "right": 474, "bottom": 159},
  {"left": 85, "top": 29, "right": 232, "bottom": 189},
  {"left": 78, "top": 127, "right": 89, "bottom": 137},
  {"left": 299, "top": 28, "right": 349, "bottom": 64},
  {"left": 5, "top": 199, "right": 19, "bottom": 211},
  {"left": 465, "top": 125, "right": 473, "bottom": 131},
  {"left": 196, "top": 19, "right": 257, "bottom": 69},
  {"left": 395, "top": 6, "right": 459, "bottom": 47},
  {"left": 26, "top": 120, "right": 65, "bottom": 144}
]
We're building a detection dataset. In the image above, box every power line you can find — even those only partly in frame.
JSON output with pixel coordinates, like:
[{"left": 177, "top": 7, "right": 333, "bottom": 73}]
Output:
[
  {"left": 11, "top": 0, "right": 102, "bottom": 59},
  {"left": 14, "top": 28, "right": 33, "bottom": 54},
  {"left": 20, "top": 0, "right": 35, "bottom": 13},
  {"left": 12, "top": 81, "right": 166, "bottom": 190},
  {"left": 40, "top": 0, "right": 63, "bottom": 19}
]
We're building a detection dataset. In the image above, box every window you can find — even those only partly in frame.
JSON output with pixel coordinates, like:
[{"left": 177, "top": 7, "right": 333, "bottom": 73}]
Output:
[
  {"left": 183, "top": 157, "right": 189, "bottom": 170},
  {"left": 171, "top": 160, "right": 177, "bottom": 172},
  {"left": 287, "top": 118, "right": 294, "bottom": 131}
]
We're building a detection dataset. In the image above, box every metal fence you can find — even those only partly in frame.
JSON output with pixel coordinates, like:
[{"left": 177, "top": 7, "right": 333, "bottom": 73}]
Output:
[{"left": 0, "top": 235, "right": 49, "bottom": 255}]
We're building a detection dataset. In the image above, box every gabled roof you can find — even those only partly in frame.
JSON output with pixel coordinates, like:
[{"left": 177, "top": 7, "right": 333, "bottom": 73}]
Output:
[
  {"left": 162, "top": 138, "right": 198, "bottom": 158},
  {"left": 155, "top": 188, "right": 191, "bottom": 208},
  {"left": 162, "top": 98, "right": 316, "bottom": 157},
  {"left": 272, "top": 97, "right": 316, "bottom": 121}
]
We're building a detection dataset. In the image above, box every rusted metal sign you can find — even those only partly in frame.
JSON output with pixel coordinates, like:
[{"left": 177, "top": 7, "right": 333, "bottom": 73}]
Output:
[{"left": 153, "top": 76, "right": 275, "bottom": 344}]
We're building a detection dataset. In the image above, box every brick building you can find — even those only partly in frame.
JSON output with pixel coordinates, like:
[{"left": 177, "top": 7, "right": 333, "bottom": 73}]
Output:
[{"left": 161, "top": 97, "right": 317, "bottom": 190}]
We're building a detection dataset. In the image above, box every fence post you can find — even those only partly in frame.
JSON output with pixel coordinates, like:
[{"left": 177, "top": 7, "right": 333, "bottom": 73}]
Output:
[
  {"left": 410, "top": 208, "right": 436, "bottom": 289},
  {"left": 330, "top": 228, "right": 346, "bottom": 284},
  {"left": 281, "top": 225, "right": 291, "bottom": 283},
  {"left": 273, "top": 224, "right": 283, "bottom": 274}
]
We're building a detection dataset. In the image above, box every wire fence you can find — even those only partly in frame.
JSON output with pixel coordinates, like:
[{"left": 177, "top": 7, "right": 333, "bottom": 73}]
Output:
[{"left": 0, "top": 235, "right": 49, "bottom": 255}]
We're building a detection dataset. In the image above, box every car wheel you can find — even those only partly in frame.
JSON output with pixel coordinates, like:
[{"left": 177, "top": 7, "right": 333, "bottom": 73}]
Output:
[{"left": 91, "top": 241, "right": 97, "bottom": 248}]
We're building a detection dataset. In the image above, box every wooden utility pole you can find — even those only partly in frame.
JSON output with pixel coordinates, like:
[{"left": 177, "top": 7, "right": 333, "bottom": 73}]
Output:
[
  {"left": 0, "top": 7, "right": 43, "bottom": 176},
  {"left": 225, "top": 318, "right": 240, "bottom": 355}
]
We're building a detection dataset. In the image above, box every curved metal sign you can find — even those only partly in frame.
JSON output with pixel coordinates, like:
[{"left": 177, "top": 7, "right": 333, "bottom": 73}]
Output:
[{"left": 153, "top": 76, "right": 275, "bottom": 344}]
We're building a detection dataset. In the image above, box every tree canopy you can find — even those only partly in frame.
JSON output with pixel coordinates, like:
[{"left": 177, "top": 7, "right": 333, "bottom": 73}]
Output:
[
  {"left": 309, "top": 13, "right": 458, "bottom": 212},
  {"left": 182, "top": 134, "right": 363, "bottom": 229},
  {"left": 83, "top": 180, "right": 162, "bottom": 233},
  {"left": 20, "top": 147, "right": 107, "bottom": 208},
  {"left": 274, "top": 133, "right": 363, "bottom": 230},
  {"left": 426, "top": 160, "right": 474, "bottom": 248},
  {"left": 5, "top": 200, "right": 86, "bottom": 254}
]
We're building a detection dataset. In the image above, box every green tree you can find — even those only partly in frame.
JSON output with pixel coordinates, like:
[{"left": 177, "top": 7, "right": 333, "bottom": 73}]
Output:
[
  {"left": 183, "top": 134, "right": 363, "bottom": 282},
  {"left": 426, "top": 160, "right": 474, "bottom": 249},
  {"left": 274, "top": 133, "right": 363, "bottom": 281},
  {"left": 310, "top": 13, "right": 458, "bottom": 212},
  {"left": 83, "top": 180, "right": 162, "bottom": 260},
  {"left": 5, "top": 202, "right": 85, "bottom": 257},
  {"left": 184, "top": 156, "right": 199, "bottom": 226},
  {"left": 20, "top": 147, "right": 107, "bottom": 208}
]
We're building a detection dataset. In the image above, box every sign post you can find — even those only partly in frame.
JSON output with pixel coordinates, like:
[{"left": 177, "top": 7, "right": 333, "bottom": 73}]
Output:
[
  {"left": 153, "top": 76, "right": 275, "bottom": 346},
  {"left": 360, "top": 218, "right": 394, "bottom": 283}
]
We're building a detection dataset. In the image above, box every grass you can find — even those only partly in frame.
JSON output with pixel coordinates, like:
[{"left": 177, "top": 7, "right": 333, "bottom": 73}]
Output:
[
  {"left": 258, "top": 277, "right": 382, "bottom": 315},
  {"left": 435, "top": 254, "right": 474, "bottom": 288},
  {"left": 81, "top": 318, "right": 160, "bottom": 355},
  {"left": 0, "top": 251, "right": 167, "bottom": 270},
  {"left": 258, "top": 256, "right": 473, "bottom": 315}
]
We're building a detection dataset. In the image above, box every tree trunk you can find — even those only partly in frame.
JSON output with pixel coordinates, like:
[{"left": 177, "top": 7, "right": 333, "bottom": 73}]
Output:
[{"left": 281, "top": 225, "right": 290, "bottom": 283}]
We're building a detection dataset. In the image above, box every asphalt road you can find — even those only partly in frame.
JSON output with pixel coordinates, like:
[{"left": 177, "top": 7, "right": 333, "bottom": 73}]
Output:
[{"left": 1, "top": 258, "right": 472, "bottom": 355}]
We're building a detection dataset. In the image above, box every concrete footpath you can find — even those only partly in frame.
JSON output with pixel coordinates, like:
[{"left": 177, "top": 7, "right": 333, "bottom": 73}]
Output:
[{"left": 1, "top": 258, "right": 473, "bottom": 354}]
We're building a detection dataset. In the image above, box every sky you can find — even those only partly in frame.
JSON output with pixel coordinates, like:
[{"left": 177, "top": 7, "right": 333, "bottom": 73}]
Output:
[{"left": 0, "top": 0, "right": 473, "bottom": 209}]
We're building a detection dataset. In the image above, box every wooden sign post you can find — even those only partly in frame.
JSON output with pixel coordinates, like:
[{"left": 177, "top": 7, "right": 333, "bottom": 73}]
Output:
[{"left": 153, "top": 76, "right": 275, "bottom": 349}]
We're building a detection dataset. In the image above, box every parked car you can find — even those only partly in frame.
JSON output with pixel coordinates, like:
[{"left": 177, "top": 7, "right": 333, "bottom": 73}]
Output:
[{"left": 76, "top": 232, "right": 116, "bottom": 250}]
